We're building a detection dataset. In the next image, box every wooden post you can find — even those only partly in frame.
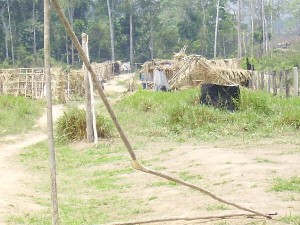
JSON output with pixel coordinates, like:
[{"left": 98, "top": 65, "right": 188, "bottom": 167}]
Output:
[
  {"left": 293, "top": 67, "right": 299, "bottom": 96},
  {"left": 24, "top": 75, "right": 28, "bottom": 97},
  {"left": 82, "top": 33, "right": 95, "bottom": 143},
  {"left": 255, "top": 72, "right": 259, "bottom": 90},
  {"left": 252, "top": 71, "right": 256, "bottom": 90},
  {"left": 260, "top": 72, "right": 265, "bottom": 90},
  {"left": 286, "top": 69, "right": 290, "bottom": 98},
  {"left": 67, "top": 73, "right": 70, "bottom": 99},
  {"left": 267, "top": 72, "right": 271, "bottom": 93},
  {"left": 279, "top": 70, "right": 284, "bottom": 96},
  {"left": 18, "top": 77, "right": 20, "bottom": 95},
  {"left": 249, "top": 74, "right": 253, "bottom": 90},
  {"left": 41, "top": 74, "right": 45, "bottom": 98},
  {"left": 272, "top": 71, "right": 277, "bottom": 95},
  {"left": 44, "top": 0, "right": 59, "bottom": 224},
  {"left": 31, "top": 74, "right": 34, "bottom": 98}
]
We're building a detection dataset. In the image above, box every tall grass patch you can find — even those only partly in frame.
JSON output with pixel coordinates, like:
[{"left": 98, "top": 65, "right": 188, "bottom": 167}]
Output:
[
  {"left": 55, "top": 107, "right": 114, "bottom": 143},
  {"left": 0, "top": 95, "right": 44, "bottom": 136},
  {"left": 115, "top": 88, "right": 300, "bottom": 140}
]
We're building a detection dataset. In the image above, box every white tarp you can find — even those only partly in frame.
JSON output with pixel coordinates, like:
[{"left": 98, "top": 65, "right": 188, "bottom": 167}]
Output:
[{"left": 153, "top": 69, "right": 169, "bottom": 91}]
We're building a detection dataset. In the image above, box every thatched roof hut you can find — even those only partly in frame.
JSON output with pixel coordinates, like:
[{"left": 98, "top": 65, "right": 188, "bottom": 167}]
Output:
[{"left": 140, "top": 52, "right": 251, "bottom": 90}]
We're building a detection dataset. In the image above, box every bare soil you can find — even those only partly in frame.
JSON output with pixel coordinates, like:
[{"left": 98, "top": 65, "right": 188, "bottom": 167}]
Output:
[
  {"left": 0, "top": 74, "right": 299, "bottom": 225},
  {"left": 0, "top": 104, "right": 64, "bottom": 225}
]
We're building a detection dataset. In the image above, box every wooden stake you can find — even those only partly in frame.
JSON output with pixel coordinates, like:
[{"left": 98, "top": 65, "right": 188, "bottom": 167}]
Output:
[
  {"left": 44, "top": 0, "right": 59, "bottom": 224},
  {"left": 82, "top": 33, "right": 94, "bottom": 143},
  {"left": 286, "top": 70, "right": 290, "bottom": 98},
  {"left": 272, "top": 71, "right": 277, "bottom": 95},
  {"left": 293, "top": 67, "right": 299, "bottom": 96}
]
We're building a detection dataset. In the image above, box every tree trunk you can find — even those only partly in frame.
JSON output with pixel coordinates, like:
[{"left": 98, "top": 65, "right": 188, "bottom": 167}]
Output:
[
  {"left": 67, "top": 2, "right": 75, "bottom": 66},
  {"left": 65, "top": 32, "right": 69, "bottom": 64},
  {"left": 44, "top": 0, "right": 59, "bottom": 224},
  {"left": 261, "top": 0, "right": 266, "bottom": 56},
  {"left": 214, "top": 0, "right": 220, "bottom": 58},
  {"left": 0, "top": 8, "right": 9, "bottom": 61},
  {"left": 149, "top": 11, "right": 154, "bottom": 60},
  {"left": 251, "top": 0, "right": 254, "bottom": 58},
  {"left": 237, "top": 0, "right": 242, "bottom": 58},
  {"left": 107, "top": 0, "right": 115, "bottom": 61},
  {"left": 33, "top": 0, "right": 37, "bottom": 65},
  {"left": 129, "top": 11, "right": 134, "bottom": 71},
  {"left": 7, "top": 0, "right": 14, "bottom": 64}
]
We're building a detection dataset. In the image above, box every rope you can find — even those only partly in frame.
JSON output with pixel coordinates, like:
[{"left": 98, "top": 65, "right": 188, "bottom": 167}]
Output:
[{"left": 51, "top": 0, "right": 273, "bottom": 221}]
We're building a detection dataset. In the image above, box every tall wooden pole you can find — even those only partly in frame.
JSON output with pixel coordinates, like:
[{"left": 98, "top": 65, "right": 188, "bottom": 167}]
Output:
[
  {"left": 82, "top": 33, "right": 94, "bottom": 143},
  {"left": 44, "top": 0, "right": 59, "bottom": 224}
]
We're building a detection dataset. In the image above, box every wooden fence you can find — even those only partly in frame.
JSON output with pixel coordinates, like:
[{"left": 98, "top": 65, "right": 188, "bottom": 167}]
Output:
[
  {"left": 249, "top": 67, "right": 299, "bottom": 97},
  {"left": 0, "top": 67, "right": 84, "bottom": 101}
]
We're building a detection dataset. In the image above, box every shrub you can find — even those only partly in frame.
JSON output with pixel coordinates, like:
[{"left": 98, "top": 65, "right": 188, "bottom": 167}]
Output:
[{"left": 55, "top": 107, "right": 114, "bottom": 143}]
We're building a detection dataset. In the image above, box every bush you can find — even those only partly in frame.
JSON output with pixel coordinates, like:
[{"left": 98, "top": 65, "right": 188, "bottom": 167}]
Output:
[{"left": 55, "top": 107, "right": 114, "bottom": 143}]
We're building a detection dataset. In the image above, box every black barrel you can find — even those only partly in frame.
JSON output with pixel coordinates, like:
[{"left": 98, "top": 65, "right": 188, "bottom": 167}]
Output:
[{"left": 200, "top": 83, "right": 240, "bottom": 111}]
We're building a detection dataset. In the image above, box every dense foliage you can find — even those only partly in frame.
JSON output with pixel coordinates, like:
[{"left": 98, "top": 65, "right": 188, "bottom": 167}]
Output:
[{"left": 0, "top": 0, "right": 299, "bottom": 68}]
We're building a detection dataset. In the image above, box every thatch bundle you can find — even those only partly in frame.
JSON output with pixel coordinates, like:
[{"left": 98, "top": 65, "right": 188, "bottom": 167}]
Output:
[
  {"left": 205, "top": 58, "right": 241, "bottom": 69},
  {"left": 140, "top": 50, "right": 251, "bottom": 90},
  {"left": 169, "top": 55, "right": 251, "bottom": 89},
  {"left": 141, "top": 59, "right": 173, "bottom": 80},
  {"left": 91, "top": 62, "right": 112, "bottom": 80}
]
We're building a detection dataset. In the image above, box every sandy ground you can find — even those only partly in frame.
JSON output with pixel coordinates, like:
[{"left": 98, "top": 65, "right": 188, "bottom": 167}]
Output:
[
  {"left": 0, "top": 73, "right": 299, "bottom": 225},
  {"left": 119, "top": 137, "right": 300, "bottom": 225},
  {"left": 0, "top": 105, "right": 64, "bottom": 225}
]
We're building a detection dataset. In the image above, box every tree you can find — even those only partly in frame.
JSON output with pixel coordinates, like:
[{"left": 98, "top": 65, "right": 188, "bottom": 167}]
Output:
[
  {"left": 214, "top": 0, "right": 220, "bottom": 58},
  {"left": 237, "top": 0, "right": 242, "bottom": 58},
  {"left": 107, "top": 0, "right": 115, "bottom": 61}
]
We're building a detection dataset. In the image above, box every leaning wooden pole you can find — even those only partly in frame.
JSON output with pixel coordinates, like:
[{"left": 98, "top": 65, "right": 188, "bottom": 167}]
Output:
[
  {"left": 44, "top": 1, "right": 59, "bottom": 224},
  {"left": 50, "top": 0, "right": 272, "bottom": 220}
]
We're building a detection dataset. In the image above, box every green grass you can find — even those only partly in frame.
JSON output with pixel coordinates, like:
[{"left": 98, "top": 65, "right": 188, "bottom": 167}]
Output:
[
  {"left": 254, "top": 157, "right": 277, "bottom": 164},
  {"left": 271, "top": 176, "right": 300, "bottom": 192},
  {"left": 149, "top": 181, "right": 177, "bottom": 187},
  {"left": 179, "top": 171, "right": 202, "bottom": 181},
  {"left": 206, "top": 204, "right": 230, "bottom": 211},
  {"left": 13, "top": 141, "right": 145, "bottom": 225},
  {"left": 0, "top": 95, "right": 45, "bottom": 136},
  {"left": 114, "top": 88, "right": 300, "bottom": 141},
  {"left": 279, "top": 215, "right": 300, "bottom": 225}
]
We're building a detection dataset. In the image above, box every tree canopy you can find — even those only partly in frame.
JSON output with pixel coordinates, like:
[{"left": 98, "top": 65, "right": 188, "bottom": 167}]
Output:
[{"left": 0, "top": 0, "right": 299, "bottom": 68}]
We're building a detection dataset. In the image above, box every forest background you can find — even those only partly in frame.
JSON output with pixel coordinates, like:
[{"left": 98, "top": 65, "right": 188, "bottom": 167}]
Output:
[{"left": 0, "top": 0, "right": 299, "bottom": 69}]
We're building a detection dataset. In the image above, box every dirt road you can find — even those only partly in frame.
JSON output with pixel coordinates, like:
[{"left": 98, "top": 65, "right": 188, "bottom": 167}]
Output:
[{"left": 0, "top": 104, "right": 64, "bottom": 225}]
